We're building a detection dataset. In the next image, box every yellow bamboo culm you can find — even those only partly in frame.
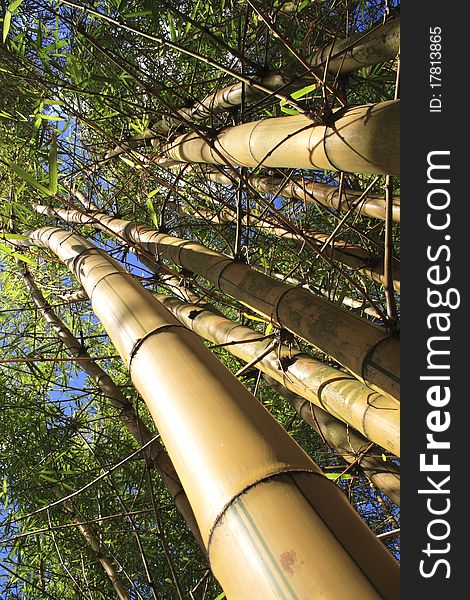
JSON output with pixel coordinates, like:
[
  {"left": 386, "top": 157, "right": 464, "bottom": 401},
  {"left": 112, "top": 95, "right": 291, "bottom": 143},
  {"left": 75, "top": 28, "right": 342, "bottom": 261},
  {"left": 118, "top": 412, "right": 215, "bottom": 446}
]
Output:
[
  {"left": 161, "top": 100, "right": 400, "bottom": 176},
  {"left": 168, "top": 200, "right": 401, "bottom": 292},
  {"left": 199, "top": 167, "right": 401, "bottom": 222},
  {"left": 34, "top": 204, "right": 401, "bottom": 402},
  {"left": 29, "top": 227, "right": 399, "bottom": 599}
]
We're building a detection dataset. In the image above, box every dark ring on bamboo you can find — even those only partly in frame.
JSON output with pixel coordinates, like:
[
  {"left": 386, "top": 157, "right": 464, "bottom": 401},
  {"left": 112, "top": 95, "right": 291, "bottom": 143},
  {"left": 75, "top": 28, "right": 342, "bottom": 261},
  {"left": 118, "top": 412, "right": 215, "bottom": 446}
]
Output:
[
  {"left": 214, "top": 258, "right": 237, "bottom": 289},
  {"left": 316, "top": 374, "right": 357, "bottom": 410},
  {"left": 122, "top": 220, "right": 140, "bottom": 241},
  {"left": 321, "top": 125, "right": 343, "bottom": 173},
  {"left": 247, "top": 120, "right": 263, "bottom": 166},
  {"left": 69, "top": 245, "right": 108, "bottom": 272},
  {"left": 128, "top": 323, "right": 188, "bottom": 371},
  {"left": 272, "top": 286, "right": 298, "bottom": 327},
  {"left": 88, "top": 269, "right": 137, "bottom": 302},
  {"left": 361, "top": 335, "right": 398, "bottom": 385},
  {"left": 206, "top": 468, "right": 327, "bottom": 553}
]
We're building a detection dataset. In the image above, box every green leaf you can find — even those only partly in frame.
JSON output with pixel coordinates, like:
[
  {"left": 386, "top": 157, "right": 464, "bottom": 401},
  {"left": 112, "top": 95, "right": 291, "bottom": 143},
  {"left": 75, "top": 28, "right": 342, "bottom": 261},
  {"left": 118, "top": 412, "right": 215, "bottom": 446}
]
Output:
[
  {"left": 290, "top": 83, "right": 319, "bottom": 100},
  {"left": 167, "top": 12, "right": 177, "bottom": 41},
  {"left": 49, "top": 137, "right": 58, "bottom": 194},
  {"left": 8, "top": 0, "right": 24, "bottom": 12},
  {"left": 0, "top": 243, "right": 37, "bottom": 266},
  {"left": 242, "top": 312, "right": 267, "bottom": 323},
  {"left": 3, "top": 159, "right": 55, "bottom": 197},
  {"left": 324, "top": 473, "right": 353, "bottom": 480},
  {"left": 146, "top": 198, "right": 159, "bottom": 227},
  {"left": 3, "top": 11, "right": 12, "bottom": 43},
  {"left": 280, "top": 83, "right": 320, "bottom": 114},
  {"left": 280, "top": 104, "right": 299, "bottom": 116},
  {"left": 214, "top": 594, "right": 226, "bottom": 600},
  {"left": 0, "top": 233, "right": 30, "bottom": 241}
]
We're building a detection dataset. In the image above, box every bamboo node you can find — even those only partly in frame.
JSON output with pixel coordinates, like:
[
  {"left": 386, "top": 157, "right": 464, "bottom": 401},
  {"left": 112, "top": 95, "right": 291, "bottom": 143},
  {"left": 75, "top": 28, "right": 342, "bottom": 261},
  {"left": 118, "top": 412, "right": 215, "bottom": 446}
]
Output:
[{"left": 128, "top": 323, "right": 188, "bottom": 371}]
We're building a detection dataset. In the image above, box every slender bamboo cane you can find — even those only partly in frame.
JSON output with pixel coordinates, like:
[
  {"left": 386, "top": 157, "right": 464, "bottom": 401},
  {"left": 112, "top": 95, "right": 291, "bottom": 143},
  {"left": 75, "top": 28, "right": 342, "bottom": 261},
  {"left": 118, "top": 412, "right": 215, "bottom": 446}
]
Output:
[
  {"left": 167, "top": 200, "right": 401, "bottom": 291},
  {"left": 19, "top": 266, "right": 204, "bottom": 550},
  {"left": 152, "top": 292, "right": 399, "bottom": 457},
  {"left": 34, "top": 205, "right": 400, "bottom": 401},
  {"left": 198, "top": 167, "right": 400, "bottom": 222},
  {"left": 27, "top": 227, "right": 399, "bottom": 599},
  {"left": 61, "top": 499, "right": 130, "bottom": 600},
  {"left": 264, "top": 376, "right": 400, "bottom": 506},
  {"left": 158, "top": 100, "right": 400, "bottom": 176}
]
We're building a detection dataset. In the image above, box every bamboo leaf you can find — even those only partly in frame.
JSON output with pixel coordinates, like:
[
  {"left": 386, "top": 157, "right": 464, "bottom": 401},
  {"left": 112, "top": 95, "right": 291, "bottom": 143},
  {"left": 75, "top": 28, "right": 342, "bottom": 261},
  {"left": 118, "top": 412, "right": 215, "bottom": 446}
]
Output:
[
  {"left": 324, "top": 473, "right": 353, "bottom": 480},
  {"left": 8, "top": 0, "right": 24, "bottom": 11},
  {"left": 49, "top": 136, "right": 58, "bottom": 194},
  {"left": 0, "top": 233, "right": 30, "bottom": 240},
  {"left": 146, "top": 198, "right": 159, "bottom": 227},
  {"left": 3, "top": 159, "right": 55, "bottom": 197},
  {"left": 280, "top": 83, "right": 320, "bottom": 114},
  {"left": 0, "top": 243, "right": 37, "bottom": 265},
  {"left": 290, "top": 83, "right": 319, "bottom": 100},
  {"left": 3, "top": 11, "right": 12, "bottom": 43},
  {"left": 242, "top": 312, "right": 267, "bottom": 323}
]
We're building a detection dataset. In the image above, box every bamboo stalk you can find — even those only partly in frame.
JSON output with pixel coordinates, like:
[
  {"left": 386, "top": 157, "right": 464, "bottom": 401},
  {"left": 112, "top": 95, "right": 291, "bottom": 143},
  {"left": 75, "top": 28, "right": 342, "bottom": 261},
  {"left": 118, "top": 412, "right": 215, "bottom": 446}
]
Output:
[
  {"left": 198, "top": 167, "right": 400, "bottom": 222},
  {"left": 34, "top": 204, "right": 400, "bottom": 401},
  {"left": 27, "top": 227, "right": 399, "bottom": 599},
  {"left": 152, "top": 292, "right": 399, "bottom": 457},
  {"left": 308, "top": 15, "right": 400, "bottom": 76},
  {"left": 61, "top": 499, "right": 130, "bottom": 600},
  {"left": 264, "top": 376, "right": 400, "bottom": 506},
  {"left": 150, "top": 16, "right": 400, "bottom": 132},
  {"left": 20, "top": 266, "right": 204, "bottom": 550},
  {"left": 159, "top": 100, "right": 400, "bottom": 176},
  {"left": 267, "top": 270, "right": 381, "bottom": 318}
]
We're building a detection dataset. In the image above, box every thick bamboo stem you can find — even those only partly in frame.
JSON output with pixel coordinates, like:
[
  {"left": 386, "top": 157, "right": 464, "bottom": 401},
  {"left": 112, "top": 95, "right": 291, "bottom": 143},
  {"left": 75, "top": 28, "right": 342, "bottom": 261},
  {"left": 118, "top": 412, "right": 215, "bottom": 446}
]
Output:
[
  {"left": 28, "top": 227, "right": 399, "bottom": 599},
  {"left": 264, "top": 376, "right": 400, "bottom": 506},
  {"left": 151, "top": 17, "right": 399, "bottom": 132},
  {"left": 199, "top": 167, "right": 400, "bottom": 222},
  {"left": 20, "top": 266, "right": 204, "bottom": 550},
  {"left": 168, "top": 200, "right": 401, "bottom": 291},
  {"left": 308, "top": 15, "right": 400, "bottom": 76},
  {"left": 159, "top": 100, "right": 400, "bottom": 176},
  {"left": 153, "top": 292, "right": 399, "bottom": 457},
  {"left": 34, "top": 204, "right": 400, "bottom": 401},
  {"left": 268, "top": 270, "right": 380, "bottom": 318}
]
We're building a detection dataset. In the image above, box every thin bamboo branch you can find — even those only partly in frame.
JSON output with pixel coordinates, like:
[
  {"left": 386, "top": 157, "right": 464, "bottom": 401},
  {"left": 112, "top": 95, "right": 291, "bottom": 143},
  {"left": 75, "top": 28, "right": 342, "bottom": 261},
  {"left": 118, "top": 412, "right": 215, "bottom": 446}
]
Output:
[
  {"left": 198, "top": 166, "right": 400, "bottom": 222},
  {"left": 61, "top": 499, "right": 130, "bottom": 600},
  {"left": 167, "top": 199, "right": 400, "bottom": 291}
]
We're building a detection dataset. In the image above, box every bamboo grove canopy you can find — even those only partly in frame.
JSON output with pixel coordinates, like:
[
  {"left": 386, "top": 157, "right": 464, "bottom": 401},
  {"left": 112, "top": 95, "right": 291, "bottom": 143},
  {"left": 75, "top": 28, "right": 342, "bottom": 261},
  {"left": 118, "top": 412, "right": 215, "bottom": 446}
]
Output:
[{"left": 0, "top": 0, "right": 400, "bottom": 598}]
